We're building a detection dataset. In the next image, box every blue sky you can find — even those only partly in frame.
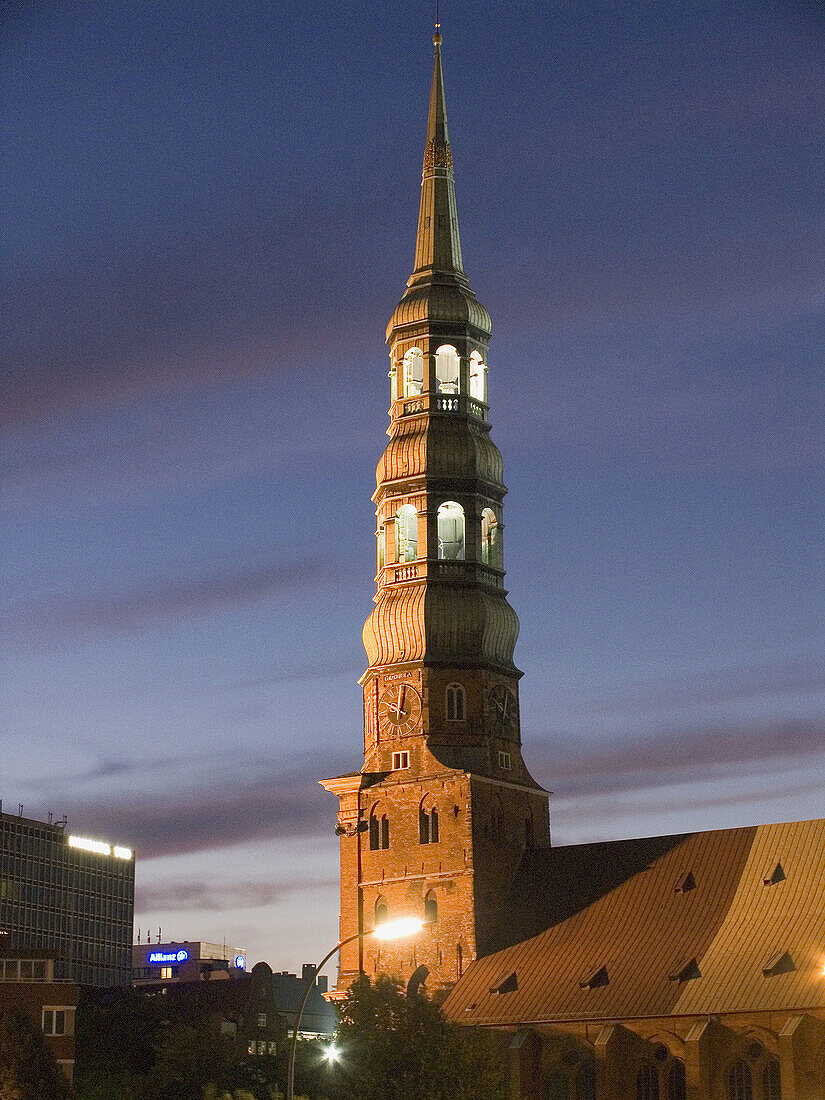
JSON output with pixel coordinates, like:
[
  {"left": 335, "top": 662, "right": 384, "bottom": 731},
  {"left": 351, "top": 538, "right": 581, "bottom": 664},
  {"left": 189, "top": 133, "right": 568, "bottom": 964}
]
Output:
[{"left": 2, "top": 0, "right": 824, "bottom": 970}]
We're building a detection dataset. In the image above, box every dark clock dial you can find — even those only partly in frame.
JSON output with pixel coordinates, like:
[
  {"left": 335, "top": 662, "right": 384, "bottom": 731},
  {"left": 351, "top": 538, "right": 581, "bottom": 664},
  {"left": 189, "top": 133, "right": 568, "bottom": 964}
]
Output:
[
  {"left": 487, "top": 683, "right": 518, "bottom": 734},
  {"left": 378, "top": 683, "right": 421, "bottom": 736}
]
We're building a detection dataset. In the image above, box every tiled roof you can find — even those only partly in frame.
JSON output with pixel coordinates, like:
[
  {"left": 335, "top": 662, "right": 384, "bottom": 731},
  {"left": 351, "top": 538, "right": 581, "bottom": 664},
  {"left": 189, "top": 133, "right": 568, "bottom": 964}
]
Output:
[{"left": 443, "top": 819, "right": 825, "bottom": 1025}]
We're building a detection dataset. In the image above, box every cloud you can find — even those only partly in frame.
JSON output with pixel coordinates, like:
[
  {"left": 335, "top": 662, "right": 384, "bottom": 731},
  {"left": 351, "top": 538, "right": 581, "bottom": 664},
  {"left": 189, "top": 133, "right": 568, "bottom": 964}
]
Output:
[
  {"left": 137, "top": 880, "right": 279, "bottom": 912},
  {"left": 57, "top": 755, "right": 351, "bottom": 860},
  {"left": 0, "top": 553, "right": 339, "bottom": 640},
  {"left": 533, "top": 719, "right": 825, "bottom": 800}
]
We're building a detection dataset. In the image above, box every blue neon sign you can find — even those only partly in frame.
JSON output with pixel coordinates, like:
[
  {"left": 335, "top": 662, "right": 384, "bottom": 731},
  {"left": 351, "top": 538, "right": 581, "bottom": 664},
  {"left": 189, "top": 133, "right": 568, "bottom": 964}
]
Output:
[
  {"left": 149, "top": 949, "right": 189, "bottom": 964},
  {"left": 234, "top": 955, "right": 245, "bottom": 970}
]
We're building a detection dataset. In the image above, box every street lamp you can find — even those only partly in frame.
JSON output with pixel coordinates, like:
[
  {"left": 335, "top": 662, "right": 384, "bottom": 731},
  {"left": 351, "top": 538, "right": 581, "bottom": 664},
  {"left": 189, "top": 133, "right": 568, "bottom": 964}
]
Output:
[{"left": 286, "top": 916, "right": 424, "bottom": 1100}]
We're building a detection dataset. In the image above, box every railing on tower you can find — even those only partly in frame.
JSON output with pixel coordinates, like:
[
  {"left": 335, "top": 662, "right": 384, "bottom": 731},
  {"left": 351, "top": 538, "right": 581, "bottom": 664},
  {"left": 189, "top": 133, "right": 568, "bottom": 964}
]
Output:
[
  {"left": 396, "top": 393, "right": 488, "bottom": 422},
  {"left": 379, "top": 559, "right": 503, "bottom": 589}
]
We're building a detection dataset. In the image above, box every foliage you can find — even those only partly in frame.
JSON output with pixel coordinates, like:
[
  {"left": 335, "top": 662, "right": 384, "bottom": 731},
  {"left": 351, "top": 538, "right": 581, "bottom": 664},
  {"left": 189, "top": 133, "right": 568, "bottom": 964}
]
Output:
[
  {"left": 327, "top": 977, "right": 507, "bottom": 1100},
  {"left": 0, "top": 1006, "right": 74, "bottom": 1100}
]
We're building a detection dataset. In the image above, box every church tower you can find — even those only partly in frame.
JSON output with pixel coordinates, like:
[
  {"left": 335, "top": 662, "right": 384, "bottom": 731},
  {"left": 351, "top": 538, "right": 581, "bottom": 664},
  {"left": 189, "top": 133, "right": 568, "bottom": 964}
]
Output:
[{"left": 322, "top": 29, "right": 549, "bottom": 998}]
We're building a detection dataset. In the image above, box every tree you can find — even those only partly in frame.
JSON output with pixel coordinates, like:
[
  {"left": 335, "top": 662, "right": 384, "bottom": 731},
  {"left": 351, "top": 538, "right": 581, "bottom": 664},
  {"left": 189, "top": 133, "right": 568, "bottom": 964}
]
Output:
[
  {"left": 0, "top": 1007, "right": 74, "bottom": 1100},
  {"left": 327, "top": 977, "right": 507, "bottom": 1100}
]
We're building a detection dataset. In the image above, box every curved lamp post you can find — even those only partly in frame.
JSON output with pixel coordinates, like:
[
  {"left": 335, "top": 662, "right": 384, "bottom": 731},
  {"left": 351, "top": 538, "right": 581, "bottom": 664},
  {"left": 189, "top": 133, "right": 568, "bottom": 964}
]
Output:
[{"left": 286, "top": 916, "right": 424, "bottom": 1100}]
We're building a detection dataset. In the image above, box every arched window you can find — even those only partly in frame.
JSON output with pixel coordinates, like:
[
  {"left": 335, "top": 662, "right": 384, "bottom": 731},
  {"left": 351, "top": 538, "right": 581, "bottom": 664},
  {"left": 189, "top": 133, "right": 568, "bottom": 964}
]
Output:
[
  {"left": 762, "top": 1061, "right": 780, "bottom": 1100},
  {"left": 728, "top": 1062, "right": 752, "bottom": 1100},
  {"left": 636, "top": 1065, "right": 659, "bottom": 1100},
  {"left": 419, "top": 802, "right": 439, "bottom": 844},
  {"left": 437, "top": 501, "right": 465, "bottom": 560},
  {"left": 480, "top": 508, "right": 500, "bottom": 567},
  {"left": 435, "top": 345, "right": 460, "bottom": 394},
  {"left": 469, "top": 351, "right": 486, "bottom": 401},
  {"left": 424, "top": 891, "right": 438, "bottom": 924},
  {"left": 576, "top": 1065, "right": 596, "bottom": 1100},
  {"left": 375, "top": 898, "right": 388, "bottom": 927},
  {"left": 547, "top": 1071, "right": 570, "bottom": 1100},
  {"left": 666, "top": 1061, "right": 686, "bottom": 1100},
  {"left": 395, "top": 504, "right": 418, "bottom": 562},
  {"left": 456, "top": 943, "right": 463, "bottom": 977},
  {"left": 446, "top": 683, "right": 466, "bottom": 721},
  {"left": 370, "top": 810, "right": 390, "bottom": 851},
  {"left": 403, "top": 348, "right": 424, "bottom": 397}
]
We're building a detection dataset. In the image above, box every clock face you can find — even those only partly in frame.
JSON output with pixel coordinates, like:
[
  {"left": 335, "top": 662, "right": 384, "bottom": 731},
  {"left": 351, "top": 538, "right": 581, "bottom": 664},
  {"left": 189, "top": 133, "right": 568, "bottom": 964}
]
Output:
[
  {"left": 378, "top": 683, "right": 421, "bottom": 736},
  {"left": 487, "top": 684, "right": 518, "bottom": 734}
]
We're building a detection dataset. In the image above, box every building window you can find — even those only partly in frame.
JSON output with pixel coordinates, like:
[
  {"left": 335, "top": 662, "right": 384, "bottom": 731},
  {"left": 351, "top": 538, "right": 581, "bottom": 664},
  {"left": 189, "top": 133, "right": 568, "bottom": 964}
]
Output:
[
  {"left": 498, "top": 751, "right": 512, "bottom": 770},
  {"left": 666, "top": 1061, "right": 686, "bottom": 1100},
  {"left": 160, "top": 967, "right": 172, "bottom": 979},
  {"left": 547, "top": 1070, "right": 571, "bottom": 1100},
  {"left": 457, "top": 943, "right": 463, "bottom": 978},
  {"left": 221, "top": 1021, "right": 237, "bottom": 1038},
  {"left": 392, "top": 751, "right": 410, "bottom": 770},
  {"left": 728, "top": 1062, "right": 753, "bottom": 1100},
  {"left": 257, "top": 1041, "right": 266, "bottom": 1055},
  {"left": 636, "top": 1065, "right": 659, "bottom": 1100},
  {"left": 395, "top": 505, "right": 418, "bottom": 562},
  {"left": 481, "top": 507, "right": 500, "bottom": 567},
  {"left": 257, "top": 1013, "right": 267, "bottom": 1028},
  {"left": 437, "top": 501, "right": 465, "bottom": 560},
  {"left": 469, "top": 351, "right": 486, "bottom": 402},
  {"left": 268, "top": 1041, "right": 277, "bottom": 1055},
  {"left": 435, "top": 344, "right": 459, "bottom": 394},
  {"left": 424, "top": 891, "right": 438, "bottom": 924},
  {"left": 42, "top": 1009, "right": 67, "bottom": 1037},
  {"left": 403, "top": 347, "right": 424, "bottom": 397},
  {"left": 369, "top": 811, "right": 390, "bottom": 850},
  {"left": 576, "top": 1065, "right": 596, "bottom": 1100},
  {"left": 419, "top": 804, "right": 439, "bottom": 844},
  {"left": 762, "top": 1061, "right": 780, "bottom": 1100},
  {"left": 375, "top": 899, "right": 388, "bottom": 927},
  {"left": 248, "top": 1040, "right": 256, "bottom": 1055},
  {"left": 446, "top": 683, "right": 465, "bottom": 721}
]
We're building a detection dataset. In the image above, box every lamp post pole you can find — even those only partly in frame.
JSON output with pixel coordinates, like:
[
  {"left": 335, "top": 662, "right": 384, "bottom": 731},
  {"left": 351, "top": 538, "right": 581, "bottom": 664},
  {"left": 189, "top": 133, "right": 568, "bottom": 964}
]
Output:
[{"left": 286, "top": 917, "right": 424, "bottom": 1100}]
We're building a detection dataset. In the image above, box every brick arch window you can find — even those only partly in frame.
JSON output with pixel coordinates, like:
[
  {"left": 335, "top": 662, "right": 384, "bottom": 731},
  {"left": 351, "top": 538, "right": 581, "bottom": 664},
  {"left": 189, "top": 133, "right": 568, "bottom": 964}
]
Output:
[
  {"left": 481, "top": 507, "right": 501, "bottom": 567},
  {"left": 437, "top": 501, "right": 465, "bottom": 560},
  {"left": 369, "top": 807, "right": 390, "bottom": 851},
  {"left": 424, "top": 890, "right": 438, "bottom": 924},
  {"left": 374, "top": 897, "right": 388, "bottom": 927},
  {"left": 445, "top": 683, "right": 465, "bottom": 721},
  {"left": 419, "top": 800, "right": 439, "bottom": 844},
  {"left": 402, "top": 347, "right": 424, "bottom": 397},
  {"left": 435, "top": 344, "right": 459, "bottom": 394},
  {"left": 761, "top": 1060, "right": 780, "bottom": 1100},
  {"left": 665, "top": 1061, "right": 686, "bottom": 1100},
  {"left": 546, "top": 1070, "right": 570, "bottom": 1100},
  {"left": 728, "top": 1061, "right": 753, "bottom": 1100},
  {"left": 395, "top": 504, "right": 418, "bottom": 563},
  {"left": 576, "top": 1065, "right": 595, "bottom": 1100},
  {"left": 636, "top": 1065, "right": 659, "bottom": 1100}
]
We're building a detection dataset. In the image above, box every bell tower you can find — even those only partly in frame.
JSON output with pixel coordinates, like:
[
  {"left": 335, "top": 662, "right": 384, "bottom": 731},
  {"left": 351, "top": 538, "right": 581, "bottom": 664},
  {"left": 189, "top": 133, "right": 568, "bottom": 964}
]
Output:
[{"left": 322, "top": 28, "right": 549, "bottom": 998}]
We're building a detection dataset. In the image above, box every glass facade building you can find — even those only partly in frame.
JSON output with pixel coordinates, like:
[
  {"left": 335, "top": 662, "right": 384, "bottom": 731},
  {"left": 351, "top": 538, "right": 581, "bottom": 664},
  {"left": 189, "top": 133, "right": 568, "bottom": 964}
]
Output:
[{"left": 0, "top": 811, "right": 134, "bottom": 987}]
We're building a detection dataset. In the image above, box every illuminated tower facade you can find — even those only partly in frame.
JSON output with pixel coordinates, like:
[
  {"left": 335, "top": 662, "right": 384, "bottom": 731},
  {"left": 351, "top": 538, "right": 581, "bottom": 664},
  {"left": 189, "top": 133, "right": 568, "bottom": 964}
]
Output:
[{"left": 322, "top": 30, "right": 549, "bottom": 997}]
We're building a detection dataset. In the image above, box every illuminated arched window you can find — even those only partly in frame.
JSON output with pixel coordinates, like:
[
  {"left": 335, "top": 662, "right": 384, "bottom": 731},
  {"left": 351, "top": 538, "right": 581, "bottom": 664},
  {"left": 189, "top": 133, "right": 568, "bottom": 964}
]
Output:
[
  {"left": 666, "top": 1062, "right": 686, "bottom": 1100},
  {"left": 435, "top": 345, "right": 459, "bottom": 394},
  {"left": 395, "top": 504, "right": 418, "bottom": 562},
  {"left": 424, "top": 891, "right": 438, "bottom": 924},
  {"left": 547, "top": 1071, "right": 570, "bottom": 1100},
  {"left": 636, "top": 1065, "right": 659, "bottom": 1100},
  {"left": 469, "top": 351, "right": 486, "bottom": 401},
  {"left": 728, "top": 1062, "right": 752, "bottom": 1100},
  {"left": 576, "top": 1065, "right": 596, "bottom": 1100},
  {"left": 446, "top": 683, "right": 465, "bottom": 721},
  {"left": 481, "top": 508, "right": 500, "bottom": 567},
  {"left": 437, "top": 501, "right": 465, "bottom": 560},
  {"left": 403, "top": 348, "right": 424, "bottom": 397},
  {"left": 762, "top": 1061, "right": 780, "bottom": 1100},
  {"left": 375, "top": 898, "right": 388, "bottom": 927}
]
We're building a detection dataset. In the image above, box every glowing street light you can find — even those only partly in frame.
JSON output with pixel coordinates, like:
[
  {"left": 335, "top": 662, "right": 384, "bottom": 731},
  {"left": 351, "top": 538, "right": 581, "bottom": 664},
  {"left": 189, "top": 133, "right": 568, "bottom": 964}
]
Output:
[{"left": 286, "top": 917, "right": 424, "bottom": 1100}]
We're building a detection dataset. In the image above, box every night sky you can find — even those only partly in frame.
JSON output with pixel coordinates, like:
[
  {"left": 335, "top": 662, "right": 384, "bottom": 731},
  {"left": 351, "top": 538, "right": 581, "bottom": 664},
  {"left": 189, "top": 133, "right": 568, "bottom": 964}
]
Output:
[{"left": 3, "top": 0, "right": 824, "bottom": 970}]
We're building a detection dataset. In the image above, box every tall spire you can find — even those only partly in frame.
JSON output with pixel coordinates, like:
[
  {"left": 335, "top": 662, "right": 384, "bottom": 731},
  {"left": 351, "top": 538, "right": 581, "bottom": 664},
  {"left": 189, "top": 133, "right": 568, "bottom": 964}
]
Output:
[{"left": 412, "top": 29, "right": 464, "bottom": 279}]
